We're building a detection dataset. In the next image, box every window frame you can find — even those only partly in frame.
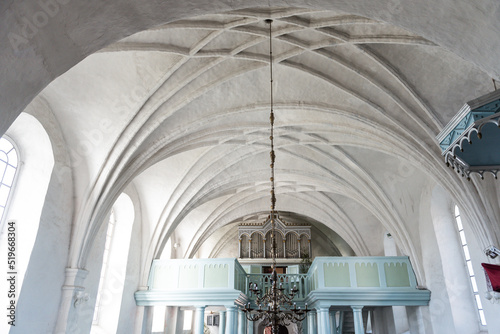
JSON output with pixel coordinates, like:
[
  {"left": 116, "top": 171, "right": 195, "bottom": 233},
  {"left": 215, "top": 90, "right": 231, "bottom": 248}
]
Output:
[
  {"left": 454, "top": 205, "right": 487, "bottom": 326},
  {"left": 0, "top": 136, "right": 20, "bottom": 230}
]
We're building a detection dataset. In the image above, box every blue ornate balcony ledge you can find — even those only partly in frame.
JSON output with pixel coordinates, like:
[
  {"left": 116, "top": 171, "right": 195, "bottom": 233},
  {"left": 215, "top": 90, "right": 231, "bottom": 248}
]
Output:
[
  {"left": 437, "top": 90, "right": 500, "bottom": 179},
  {"left": 305, "top": 256, "right": 430, "bottom": 308},
  {"left": 135, "top": 256, "right": 430, "bottom": 308},
  {"left": 135, "top": 258, "right": 249, "bottom": 307}
]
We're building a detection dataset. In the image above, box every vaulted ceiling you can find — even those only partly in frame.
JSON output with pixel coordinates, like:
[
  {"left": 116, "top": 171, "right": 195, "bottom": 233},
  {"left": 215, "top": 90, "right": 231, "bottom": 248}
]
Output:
[{"left": 20, "top": 8, "right": 497, "bottom": 272}]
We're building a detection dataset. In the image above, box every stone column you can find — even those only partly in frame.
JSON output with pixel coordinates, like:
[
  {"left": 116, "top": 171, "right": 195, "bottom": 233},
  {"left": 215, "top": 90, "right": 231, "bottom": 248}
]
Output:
[
  {"left": 351, "top": 306, "right": 365, "bottom": 334},
  {"left": 134, "top": 305, "right": 146, "bottom": 334},
  {"left": 318, "top": 307, "right": 331, "bottom": 334},
  {"left": 142, "top": 306, "right": 154, "bottom": 334},
  {"left": 329, "top": 310, "right": 337, "bottom": 334},
  {"left": 226, "top": 306, "right": 237, "bottom": 333},
  {"left": 175, "top": 309, "right": 184, "bottom": 334},
  {"left": 54, "top": 268, "right": 89, "bottom": 334},
  {"left": 248, "top": 316, "right": 254, "bottom": 334},
  {"left": 165, "top": 306, "right": 178, "bottom": 333},
  {"left": 238, "top": 309, "right": 246, "bottom": 333},
  {"left": 308, "top": 239, "right": 311, "bottom": 257},
  {"left": 283, "top": 239, "right": 286, "bottom": 258},
  {"left": 298, "top": 239, "right": 301, "bottom": 258},
  {"left": 219, "top": 311, "right": 226, "bottom": 334},
  {"left": 307, "top": 309, "right": 317, "bottom": 334},
  {"left": 194, "top": 306, "right": 206, "bottom": 334}
]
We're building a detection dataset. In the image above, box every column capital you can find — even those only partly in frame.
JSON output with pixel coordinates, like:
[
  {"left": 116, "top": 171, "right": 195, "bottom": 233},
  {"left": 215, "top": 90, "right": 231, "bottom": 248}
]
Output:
[
  {"left": 317, "top": 306, "right": 331, "bottom": 334},
  {"left": 194, "top": 306, "right": 206, "bottom": 334},
  {"left": 351, "top": 305, "right": 365, "bottom": 334},
  {"left": 62, "top": 267, "right": 88, "bottom": 288}
]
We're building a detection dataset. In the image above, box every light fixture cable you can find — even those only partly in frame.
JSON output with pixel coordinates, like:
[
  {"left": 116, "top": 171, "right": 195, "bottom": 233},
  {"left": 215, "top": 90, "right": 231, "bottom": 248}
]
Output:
[{"left": 242, "top": 19, "right": 310, "bottom": 334}]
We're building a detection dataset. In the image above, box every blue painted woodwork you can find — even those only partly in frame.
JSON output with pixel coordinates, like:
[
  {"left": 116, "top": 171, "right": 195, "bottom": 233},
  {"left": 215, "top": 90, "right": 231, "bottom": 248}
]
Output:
[
  {"left": 135, "top": 256, "right": 430, "bottom": 309},
  {"left": 135, "top": 258, "right": 249, "bottom": 307},
  {"left": 437, "top": 90, "right": 500, "bottom": 178},
  {"left": 305, "top": 257, "right": 429, "bottom": 309}
]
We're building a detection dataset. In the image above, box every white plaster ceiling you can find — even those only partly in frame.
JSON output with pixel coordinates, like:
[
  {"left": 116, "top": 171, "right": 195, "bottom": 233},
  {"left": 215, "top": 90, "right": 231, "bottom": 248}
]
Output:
[{"left": 34, "top": 8, "right": 495, "bottom": 262}]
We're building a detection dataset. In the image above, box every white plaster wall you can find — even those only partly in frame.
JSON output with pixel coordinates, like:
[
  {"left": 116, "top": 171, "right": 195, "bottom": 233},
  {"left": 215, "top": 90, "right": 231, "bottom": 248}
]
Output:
[
  {"left": 117, "top": 187, "right": 144, "bottom": 333},
  {"left": 92, "top": 193, "right": 135, "bottom": 334},
  {"left": 418, "top": 183, "right": 454, "bottom": 333},
  {"left": 0, "top": 113, "right": 65, "bottom": 334},
  {"left": 430, "top": 185, "right": 479, "bottom": 334},
  {"left": 78, "top": 214, "right": 110, "bottom": 334},
  {"left": 1, "top": 113, "right": 53, "bottom": 292}
]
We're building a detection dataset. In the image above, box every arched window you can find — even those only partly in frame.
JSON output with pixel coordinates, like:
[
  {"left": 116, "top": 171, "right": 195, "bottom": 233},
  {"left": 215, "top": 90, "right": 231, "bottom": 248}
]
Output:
[
  {"left": 92, "top": 208, "right": 117, "bottom": 324},
  {"left": 454, "top": 205, "right": 486, "bottom": 326},
  {"left": 0, "top": 137, "right": 18, "bottom": 224},
  {"left": 92, "top": 193, "right": 135, "bottom": 332}
]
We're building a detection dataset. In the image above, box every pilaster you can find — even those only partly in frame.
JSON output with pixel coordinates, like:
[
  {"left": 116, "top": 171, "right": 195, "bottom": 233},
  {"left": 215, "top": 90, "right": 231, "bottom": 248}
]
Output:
[{"left": 54, "top": 268, "right": 89, "bottom": 334}]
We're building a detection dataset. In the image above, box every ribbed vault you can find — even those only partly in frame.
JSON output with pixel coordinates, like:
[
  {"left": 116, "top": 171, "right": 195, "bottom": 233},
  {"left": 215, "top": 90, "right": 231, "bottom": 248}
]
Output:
[{"left": 24, "top": 8, "right": 498, "bottom": 286}]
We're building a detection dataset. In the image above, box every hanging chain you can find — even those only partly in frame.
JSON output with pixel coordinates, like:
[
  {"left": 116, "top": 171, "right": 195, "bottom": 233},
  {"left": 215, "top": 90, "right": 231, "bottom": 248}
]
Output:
[
  {"left": 243, "top": 20, "right": 310, "bottom": 331},
  {"left": 266, "top": 19, "right": 277, "bottom": 272}
]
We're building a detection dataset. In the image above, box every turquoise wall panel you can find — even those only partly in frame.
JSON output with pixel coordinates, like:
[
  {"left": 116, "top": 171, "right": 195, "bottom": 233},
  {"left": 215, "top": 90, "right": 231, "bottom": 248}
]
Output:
[
  {"left": 204, "top": 264, "right": 229, "bottom": 288},
  {"left": 384, "top": 262, "right": 410, "bottom": 287},
  {"left": 323, "top": 262, "right": 350, "bottom": 287},
  {"left": 178, "top": 265, "right": 199, "bottom": 289},
  {"left": 355, "top": 263, "right": 380, "bottom": 287}
]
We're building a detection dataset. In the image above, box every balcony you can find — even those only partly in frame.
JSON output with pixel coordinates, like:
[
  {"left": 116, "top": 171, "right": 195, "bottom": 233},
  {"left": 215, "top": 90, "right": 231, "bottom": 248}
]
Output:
[
  {"left": 306, "top": 256, "right": 430, "bottom": 308},
  {"left": 135, "top": 256, "right": 430, "bottom": 308}
]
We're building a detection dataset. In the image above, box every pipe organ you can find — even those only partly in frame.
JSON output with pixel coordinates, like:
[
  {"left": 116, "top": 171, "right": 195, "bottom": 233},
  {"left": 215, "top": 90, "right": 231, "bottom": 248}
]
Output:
[{"left": 238, "top": 215, "right": 311, "bottom": 259}]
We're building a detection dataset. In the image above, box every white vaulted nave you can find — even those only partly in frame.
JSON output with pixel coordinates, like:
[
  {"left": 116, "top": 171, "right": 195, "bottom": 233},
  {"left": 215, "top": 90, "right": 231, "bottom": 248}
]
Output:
[{"left": 1, "top": 1, "right": 500, "bottom": 333}]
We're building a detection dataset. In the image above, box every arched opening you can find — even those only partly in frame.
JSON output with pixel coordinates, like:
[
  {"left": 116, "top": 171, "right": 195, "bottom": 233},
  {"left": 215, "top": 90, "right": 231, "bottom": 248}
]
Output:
[
  {"left": 0, "top": 136, "right": 18, "bottom": 225},
  {"left": 91, "top": 192, "right": 135, "bottom": 333}
]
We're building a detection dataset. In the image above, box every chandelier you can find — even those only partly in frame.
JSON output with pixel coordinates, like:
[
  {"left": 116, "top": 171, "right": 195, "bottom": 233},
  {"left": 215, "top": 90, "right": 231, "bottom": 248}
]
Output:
[{"left": 242, "top": 19, "right": 310, "bottom": 333}]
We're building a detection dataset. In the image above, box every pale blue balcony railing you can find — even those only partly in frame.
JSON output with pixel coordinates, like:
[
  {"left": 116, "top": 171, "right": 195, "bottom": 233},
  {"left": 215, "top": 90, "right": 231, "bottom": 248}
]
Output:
[
  {"left": 136, "top": 256, "right": 430, "bottom": 308},
  {"left": 136, "top": 258, "right": 249, "bottom": 307},
  {"left": 147, "top": 258, "right": 247, "bottom": 291},
  {"left": 308, "top": 256, "right": 419, "bottom": 290}
]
